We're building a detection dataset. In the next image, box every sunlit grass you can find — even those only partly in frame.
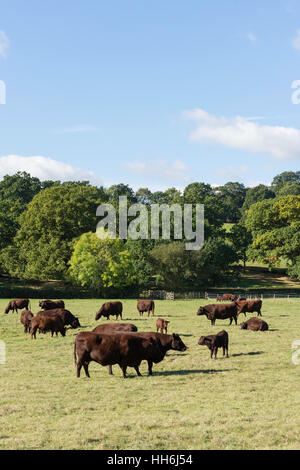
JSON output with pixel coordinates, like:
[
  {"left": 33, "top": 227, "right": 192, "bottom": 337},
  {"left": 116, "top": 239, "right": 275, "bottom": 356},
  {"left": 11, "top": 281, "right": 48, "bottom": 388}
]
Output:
[{"left": 0, "top": 298, "right": 300, "bottom": 449}]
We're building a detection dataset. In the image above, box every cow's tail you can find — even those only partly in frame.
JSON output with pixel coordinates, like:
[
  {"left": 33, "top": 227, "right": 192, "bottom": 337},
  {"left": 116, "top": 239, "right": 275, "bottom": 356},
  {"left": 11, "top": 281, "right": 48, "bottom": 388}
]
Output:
[
  {"left": 73, "top": 340, "right": 77, "bottom": 367},
  {"left": 152, "top": 301, "right": 155, "bottom": 316}
]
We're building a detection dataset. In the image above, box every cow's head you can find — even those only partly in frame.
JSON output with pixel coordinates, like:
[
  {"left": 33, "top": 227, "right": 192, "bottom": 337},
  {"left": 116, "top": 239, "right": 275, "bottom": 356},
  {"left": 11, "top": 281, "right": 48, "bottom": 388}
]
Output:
[
  {"left": 197, "top": 306, "right": 205, "bottom": 316},
  {"left": 198, "top": 336, "right": 206, "bottom": 346},
  {"left": 61, "top": 327, "right": 67, "bottom": 337},
  {"left": 240, "top": 322, "right": 247, "bottom": 329},
  {"left": 4, "top": 305, "right": 10, "bottom": 314},
  {"left": 71, "top": 317, "right": 81, "bottom": 328},
  {"left": 171, "top": 333, "right": 187, "bottom": 351},
  {"left": 95, "top": 306, "right": 103, "bottom": 321}
]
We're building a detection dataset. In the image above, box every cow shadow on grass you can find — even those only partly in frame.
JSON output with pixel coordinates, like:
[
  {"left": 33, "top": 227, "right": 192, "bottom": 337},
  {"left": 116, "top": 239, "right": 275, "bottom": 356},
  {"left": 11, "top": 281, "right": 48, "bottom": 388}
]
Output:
[
  {"left": 154, "top": 368, "right": 234, "bottom": 377},
  {"left": 231, "top": 351, "right": 264, "bottom": 357}
]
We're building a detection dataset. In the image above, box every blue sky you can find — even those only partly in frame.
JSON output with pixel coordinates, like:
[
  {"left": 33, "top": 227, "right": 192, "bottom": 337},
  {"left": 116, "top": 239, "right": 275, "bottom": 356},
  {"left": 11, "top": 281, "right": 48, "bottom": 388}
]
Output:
[{"left": 0, "top": 0, "right": 300, "bottom": 190}]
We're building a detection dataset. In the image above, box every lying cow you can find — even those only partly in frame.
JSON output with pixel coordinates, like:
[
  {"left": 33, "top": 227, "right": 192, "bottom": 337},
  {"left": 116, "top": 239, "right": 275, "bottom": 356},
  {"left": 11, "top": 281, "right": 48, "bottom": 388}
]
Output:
[
  {"left": 236, "top": 299, "right": 262, "bottom": 317},
  {"left": 93, "top": 323, "right": 138, "bottom": 333},
  {"left": 74, "top": 331, "right": 162, "bottom": 378},
  {"left": 240, "top": 317, "right": 268, "bottom": 331},
  {"left": 95, "top": 301, "right": 123, "bottom": 321},
  {"left": 31, "top": 314, "right": 66, "bottom": 339},
  {"left": 106, "top": 331, "right": 187, "bottom": 376},
  {"left": 20, "top": 309, "right": 34, "bottom": 333},
  {"left": 5, "top": 298, "right": 30, "bottom": 314},
  {"left": 36, "top": 309, "right": 80, "bottom": 328},
  {"left": 39, "top": 299, "right": 65, "bottom": 310},
  {"left": 137, "top": 299, "right": 155, "bottom": 317},
  {"left": 156, "top": 318, "right": 169, "bottom": 334},
  {"left": 198, "top": 330, "right": 229, "bottom": 359},
  {"left": 197, "top": 303, "right": 238, "bottom": 325}
]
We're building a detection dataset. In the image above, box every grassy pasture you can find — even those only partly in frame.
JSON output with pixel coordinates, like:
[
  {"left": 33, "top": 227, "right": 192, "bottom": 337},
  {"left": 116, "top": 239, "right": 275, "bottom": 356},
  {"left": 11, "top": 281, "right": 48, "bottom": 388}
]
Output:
[{"left": 0, "top": 298, "right": 300, "bottom": 450}]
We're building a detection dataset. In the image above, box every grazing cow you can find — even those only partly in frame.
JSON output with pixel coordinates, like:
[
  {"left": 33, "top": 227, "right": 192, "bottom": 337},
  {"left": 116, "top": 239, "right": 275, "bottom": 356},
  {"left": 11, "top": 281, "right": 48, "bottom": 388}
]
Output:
[
  {"left": 198, "top": 330, "right": 229, "bottom": 359},
  {"left": 36, "top": 309, "right": 80, "bottom": 328},
  {"left": 93, "top": 323, "right": 138, "bottom": 333},
  {"left": 4, "top": 298, "right": 30, "bottom": 314},
  {"left": 39, "top": 299, "right": 65, "bottom": 310},
  {"left": 236, "top": 299, "right": 262, "bottom": 317},
  {"left": 240, "top": 317, "right": 268, "bottom": 331},
  {"left": 197, "top": 303, "right": 238, "bottom": 325},
  {"left": 74, "top": 331, "right": 163, "bottom": 378},
  {"left": 106, "top": 331, "right": 187, "bottom": 376},
  {"left": 156, "top": 318, "right": 169, "bottom": 334},
  {"left": 95, "top": 301, "right": 123, "bottom": 321},
  {"left": 137, "top": 299, "right": 155, "bottom": 317},
  {"left": 217, "top": 293, "right": 237, "bottom": 302},
  {"left": 20, "top": 309, "right": 34, "bottom": 333},
  {"left": 30, "top": 315, "right": 66, "bottom": 339}
]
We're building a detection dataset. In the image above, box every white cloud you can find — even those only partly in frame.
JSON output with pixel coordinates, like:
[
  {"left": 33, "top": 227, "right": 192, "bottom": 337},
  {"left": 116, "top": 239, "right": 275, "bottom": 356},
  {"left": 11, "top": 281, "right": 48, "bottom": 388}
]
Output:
[
  {"left": 0, "top": 30, "right": 9, "bottom": 58},
  {"left": 55, "top": 125, "right": 97, "bottom": 134},
  {"left": 125, "top": 159, "right": 189, "bottom": 182},
  {"left": 292, "top": 30, "right": 300, "bottom": 50},
  {"left": 247, "top": 32, "right": 258, "bottom": 43},
  {"left": 183, "top": 109, "right": 300, "bottom": 159},
  {"left": 0, "top": 155, "right": 101, "bottom": 184}
]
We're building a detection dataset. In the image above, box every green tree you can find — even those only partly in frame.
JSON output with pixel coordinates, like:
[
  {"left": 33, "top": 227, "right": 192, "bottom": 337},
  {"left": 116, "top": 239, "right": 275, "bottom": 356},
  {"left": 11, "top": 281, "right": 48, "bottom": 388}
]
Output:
[
  {"left": 1, "top": 184, "right": 106, "bottom": 279},
  {"left": 229, "top": 223, "right": 252, "bottom": 270},
  {"left": 216, "top": 182, "right": 246, "bottom": 223},
  {"left": 241, "top": 184, "right": 275, "bottom": 214},
  {"left": 245, "top": 195, "right": 300, "bottom": 273},
  {"left": 68, "top": 230, "right": 136, "bottom": 294}
]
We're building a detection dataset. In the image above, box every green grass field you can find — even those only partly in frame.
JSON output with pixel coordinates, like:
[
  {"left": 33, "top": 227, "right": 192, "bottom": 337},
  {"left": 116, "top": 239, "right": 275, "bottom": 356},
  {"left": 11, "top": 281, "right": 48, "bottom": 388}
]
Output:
[{"left": 1, "top": 298, "right": 300, "bottom": 450}]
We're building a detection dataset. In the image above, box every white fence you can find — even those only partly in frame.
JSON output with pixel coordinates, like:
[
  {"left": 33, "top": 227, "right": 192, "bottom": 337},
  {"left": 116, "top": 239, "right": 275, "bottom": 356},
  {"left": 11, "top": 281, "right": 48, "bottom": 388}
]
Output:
[{"left": 140, "top": 290, "right": 300, "bottom": 301}]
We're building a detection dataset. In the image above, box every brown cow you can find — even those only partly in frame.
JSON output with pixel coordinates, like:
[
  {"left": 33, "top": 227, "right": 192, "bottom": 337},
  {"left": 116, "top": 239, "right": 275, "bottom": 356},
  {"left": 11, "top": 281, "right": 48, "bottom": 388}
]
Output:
[
  {"left": 156, "top": 318, "right": 169, "bottom": 334},
  {"left": 106, "top": 331, "right": 187, "bottom": 376},
  {"left": 217, "top": 294, "right": 237, "bottom": 302},
  {"left": 39, "top": 299, "right": 65, "bottom": 310},
  {"left": 5, "top": 298, "right": 30, "bottom": 314},
  {"left": 74, "top": 331, "right": 162, "bottom": 378},
  {"left": 198, "top": 330, "right": 229, "bottom": 359},
  {"left": 236, "top": 299, "right": 262, "bottom": 317},
  {"left": 197, "top": 303, "right": 238, "bottom": 325},
  {"left": 95, "top": 301, "right": 123, "bottom": 321},
  {"left": 30, "top": 315, "right": 66, "bottom": 339},
  {"left": 137, "top": 299, "right": 155, "bottom": 317},
  {"left": 93, "top": 323, "right": 138, "bottom": 333},
  {"left": 36, "top": 309, "right": 80, "bottom": 328},
  {"left": 240, "top": 317, "right": 268, "bottom": 331},
  {"left": 20, "top": 309, "right": 34, "bottom": 333}
]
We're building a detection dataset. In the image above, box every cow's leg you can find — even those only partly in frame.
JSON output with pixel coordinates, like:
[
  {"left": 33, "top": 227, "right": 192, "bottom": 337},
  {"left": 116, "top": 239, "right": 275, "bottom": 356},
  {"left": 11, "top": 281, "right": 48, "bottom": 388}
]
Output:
[
  {"left": 210, "top": 348, "right": 213, "bottom": 359},
  {"left": 108, "top": 365, "right": 113, "bottom": 375},
  {"left": 258, "top": 309, "right": 262, "bottom": 317},
  {"left": 83, "top": 362, "right": 90, "bottom": 378},
  {"left": 121, "top": 365, "right": 127, "bottom": 378},
  {"left": 214, "top": 347, "right": 218, "bottom": 359},
  {"left": 222, "top": 346, "right": 225, "bottom": 356},
  {"left": 147, "top": 360, "right": 153, "bottom": 376},
  {"left": 134, "top": 366, "right": 142, "bottom": 377},
  {"left": 76, "top": 361, "right": 83, "bottom": 378}
]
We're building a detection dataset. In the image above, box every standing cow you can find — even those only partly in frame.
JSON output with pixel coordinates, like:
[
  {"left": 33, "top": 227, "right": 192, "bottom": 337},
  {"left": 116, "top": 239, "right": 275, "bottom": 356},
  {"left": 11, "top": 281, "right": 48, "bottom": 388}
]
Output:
[
  {"left": 95, "top": 301, "right": 123, "bottom": 321},
  {"left": 198, "top": 330, "right": 229, "bottom": 359},
  {"left": 197, "top": 303, "right": 238, "bottom": 325},
  {"left": 39, "top": 299, "right": 65, "bottom": 310},
  {"left": 236, "top": 299, "right": 262, "bottom": 317},
  {"left": 20, "top": 309, "right": 34, "bottom": 333},
  {"left": 137, "top": 300, "right": 155, "bottom": 317},
  {"left": 4, "top": 298, "right": 30, "bottom": 314}
]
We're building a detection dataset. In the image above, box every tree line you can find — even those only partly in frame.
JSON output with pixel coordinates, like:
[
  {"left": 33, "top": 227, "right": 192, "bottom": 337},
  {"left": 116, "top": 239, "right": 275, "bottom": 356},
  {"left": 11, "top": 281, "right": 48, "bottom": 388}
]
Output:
[{"left": 0, "top": 170, "right": 299, "bottom": 294}]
